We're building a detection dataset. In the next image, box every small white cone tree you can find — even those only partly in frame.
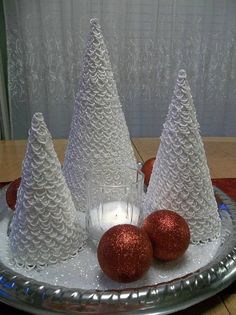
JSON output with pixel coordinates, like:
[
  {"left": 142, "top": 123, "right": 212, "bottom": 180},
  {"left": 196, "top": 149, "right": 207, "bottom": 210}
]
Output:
[
  {"left": 143, "top": 70, "right": 221, "bottom": 243},
  {"left": 63, "top": 19, "right": 136, "bottom": 212},
  {"left": 10, "top": 113, "right": 85, "bottom": 268}
]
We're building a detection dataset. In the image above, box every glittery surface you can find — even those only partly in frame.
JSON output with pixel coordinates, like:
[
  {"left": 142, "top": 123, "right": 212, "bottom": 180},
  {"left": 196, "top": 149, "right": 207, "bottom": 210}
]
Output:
[
  {"left": 0, "top": 188, "right": 225, "bottom": 290},
  {"left": 97, "top": 224, "right": 153, "bottom": 282},
  {"left": 142, "top": 210, "right": 190, "bottom": 261},
  {"left": 6, "top": 178, "right": 21, "bottom": 210},
  {"left": 141, "top": 158, "right": 156, "bottom": 187}
]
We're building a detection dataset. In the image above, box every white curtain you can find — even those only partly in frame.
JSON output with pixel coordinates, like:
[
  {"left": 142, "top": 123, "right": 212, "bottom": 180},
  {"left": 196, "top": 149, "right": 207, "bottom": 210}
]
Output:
[
  {"left": 0, "top": 49, "right": 11, "bottom": 139},
  {"left": 4, "top": 0, "right": 236, "bottom": 139}
]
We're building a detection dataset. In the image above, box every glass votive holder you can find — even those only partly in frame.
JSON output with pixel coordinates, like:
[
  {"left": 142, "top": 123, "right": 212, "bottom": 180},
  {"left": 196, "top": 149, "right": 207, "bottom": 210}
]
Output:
[{"left": 86, "top": 166, "right": 144, "bottom": 245}]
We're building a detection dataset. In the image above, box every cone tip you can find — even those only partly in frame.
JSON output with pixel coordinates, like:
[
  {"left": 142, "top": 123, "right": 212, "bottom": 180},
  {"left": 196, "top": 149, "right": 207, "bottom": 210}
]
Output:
[
  {"left": 32, "top": 112, "right": 44, "bottom": 122},
  {"left": 178, "top": 69, "right": 187, "bottom": 79},
  {"left": 90, "top": 18, "right": 100, "bottom": 29},
  {"left": 30, "top": 113, "right": 47, "bottom": 133}
]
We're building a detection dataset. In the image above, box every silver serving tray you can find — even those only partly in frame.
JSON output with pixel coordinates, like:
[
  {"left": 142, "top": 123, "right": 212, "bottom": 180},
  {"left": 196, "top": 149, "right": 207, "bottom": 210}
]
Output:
[{"left": 0, "top": 187, "right": 236, "bottom": 315}]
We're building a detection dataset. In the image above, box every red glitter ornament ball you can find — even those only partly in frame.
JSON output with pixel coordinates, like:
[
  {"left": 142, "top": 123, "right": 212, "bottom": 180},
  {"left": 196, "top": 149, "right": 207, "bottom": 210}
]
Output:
[
  {"left": 6, "top": 177, "right": 21, "bottom": 210},
  {"left": 142, "top": 210, "right": 190, "bottom": 261},
  {"left": 141, "top": 158, "right": 156, "bottom": 187},
  {"left": 97, "top": 224, "right": 153, "bottom": 283}
]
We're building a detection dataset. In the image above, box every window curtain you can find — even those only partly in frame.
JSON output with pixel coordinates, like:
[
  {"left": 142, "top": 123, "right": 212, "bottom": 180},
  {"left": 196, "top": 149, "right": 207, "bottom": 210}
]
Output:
[
  {"left": 3, "top": 0, "right": 236, "bottom": 139},
  {"left": 0, "top": 0, "right": 11, "bottom": 140}
]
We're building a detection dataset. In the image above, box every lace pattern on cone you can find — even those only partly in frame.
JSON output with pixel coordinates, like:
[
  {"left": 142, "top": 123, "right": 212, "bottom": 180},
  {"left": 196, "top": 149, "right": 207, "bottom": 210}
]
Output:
[
  {"left": 63, "top": 19, "right": 136, "bottom": 212},
  {"left": 144, "top": 70, "right": 221, "bottom": 244},
  {"left": 9, "top": 113, "right": 85, "bottom": 268}
]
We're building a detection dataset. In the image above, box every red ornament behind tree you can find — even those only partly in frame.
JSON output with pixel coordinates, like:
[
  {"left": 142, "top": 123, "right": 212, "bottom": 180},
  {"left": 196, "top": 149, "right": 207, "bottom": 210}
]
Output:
[
  {"left": 97, "top": 224, "right": 153, "bottom": 283},
  {"left": 6, "top": 177, "right": 21, "bottom": 210},
  {"left": 141, "top": 158, "right": 156, "bottom": 187},
  {"left": 142, "top": 210, "right": 190, "bottom": 261}
]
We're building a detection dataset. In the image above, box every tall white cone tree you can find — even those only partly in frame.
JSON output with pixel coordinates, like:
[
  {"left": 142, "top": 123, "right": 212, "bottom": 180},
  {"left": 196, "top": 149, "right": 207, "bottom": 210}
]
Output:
[
  {"left": 144, "top": 70, "right": 221, "bottom": 243},
  {"left": 10, "top": 113, "right": 85, "bottom": 268},
  {"left": 63, "top": 19, "right": 136, "bottom": 212}
]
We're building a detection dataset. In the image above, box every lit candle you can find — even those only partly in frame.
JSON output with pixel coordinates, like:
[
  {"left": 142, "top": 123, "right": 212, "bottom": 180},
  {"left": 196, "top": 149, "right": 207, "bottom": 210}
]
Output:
[{"left": 87, "top": 201, "right": 140, "bottom": 244}]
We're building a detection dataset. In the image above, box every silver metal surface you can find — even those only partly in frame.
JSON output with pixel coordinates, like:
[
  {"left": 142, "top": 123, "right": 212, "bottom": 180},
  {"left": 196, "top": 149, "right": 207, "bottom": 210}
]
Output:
[{"left": 0, "top": 187, "right": 236, "bottom": 315}]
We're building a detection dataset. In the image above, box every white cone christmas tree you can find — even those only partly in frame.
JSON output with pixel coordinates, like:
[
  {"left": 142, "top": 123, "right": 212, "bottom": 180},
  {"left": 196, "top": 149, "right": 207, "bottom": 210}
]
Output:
[
  {"left": 10, "top": 113, "right": 85, "bottom": 268},
  {"left": 63, "top": 19, "right": 137, "bottom": 212},
  {"left": 143, "top": 70, "right": 221, "bottom": 243}
]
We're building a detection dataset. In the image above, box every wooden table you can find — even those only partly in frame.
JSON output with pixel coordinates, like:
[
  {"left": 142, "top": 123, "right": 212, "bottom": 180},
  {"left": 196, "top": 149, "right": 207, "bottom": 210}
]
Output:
[{"left": 0, "top": 137, "right": 236, "bottom": 315}]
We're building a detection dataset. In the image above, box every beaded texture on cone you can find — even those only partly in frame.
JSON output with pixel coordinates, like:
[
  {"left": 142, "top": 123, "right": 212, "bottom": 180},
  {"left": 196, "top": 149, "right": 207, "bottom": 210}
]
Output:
[
  {"left": 63, "top": 19, "right": 137, "bottom": 212},
  {"left": 143, "top": 70, "right": 221, "bottom": 244},
  {"left": 9, "top": 113, "right": 85, "bottom": 268}
]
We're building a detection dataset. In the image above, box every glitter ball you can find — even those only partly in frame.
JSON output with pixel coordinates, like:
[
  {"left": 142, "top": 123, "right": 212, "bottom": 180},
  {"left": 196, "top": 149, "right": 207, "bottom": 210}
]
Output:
[
  {"left": 97, "top": 224, "right": 153, "bottom": 283},
  {"left": 6, "top": 177, "right": 21, "bottom": 210},
  {"left": 141, "top": 158, "right": 156, "bottom": 187},
  {"left": 142, "top": 210, "right": 190, "bottom": 261}
]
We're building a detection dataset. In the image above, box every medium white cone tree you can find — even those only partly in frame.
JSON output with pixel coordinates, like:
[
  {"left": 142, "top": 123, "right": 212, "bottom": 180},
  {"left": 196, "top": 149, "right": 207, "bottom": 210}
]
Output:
[
  {"left": 63, "top": 19, "right": 136, "bottom": 212},
  {"left": 143, "top": 70, "right": 221, "bottom": 243},
  {"left": 10, "top": 113, "right": 85, "bottom": 268}
]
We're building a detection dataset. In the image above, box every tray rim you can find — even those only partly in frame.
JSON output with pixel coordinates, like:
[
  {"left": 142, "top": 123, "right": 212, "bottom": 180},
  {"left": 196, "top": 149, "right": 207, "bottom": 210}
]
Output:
[{"left": 0, "top": 187, "right": 236, "bottom": 315}]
